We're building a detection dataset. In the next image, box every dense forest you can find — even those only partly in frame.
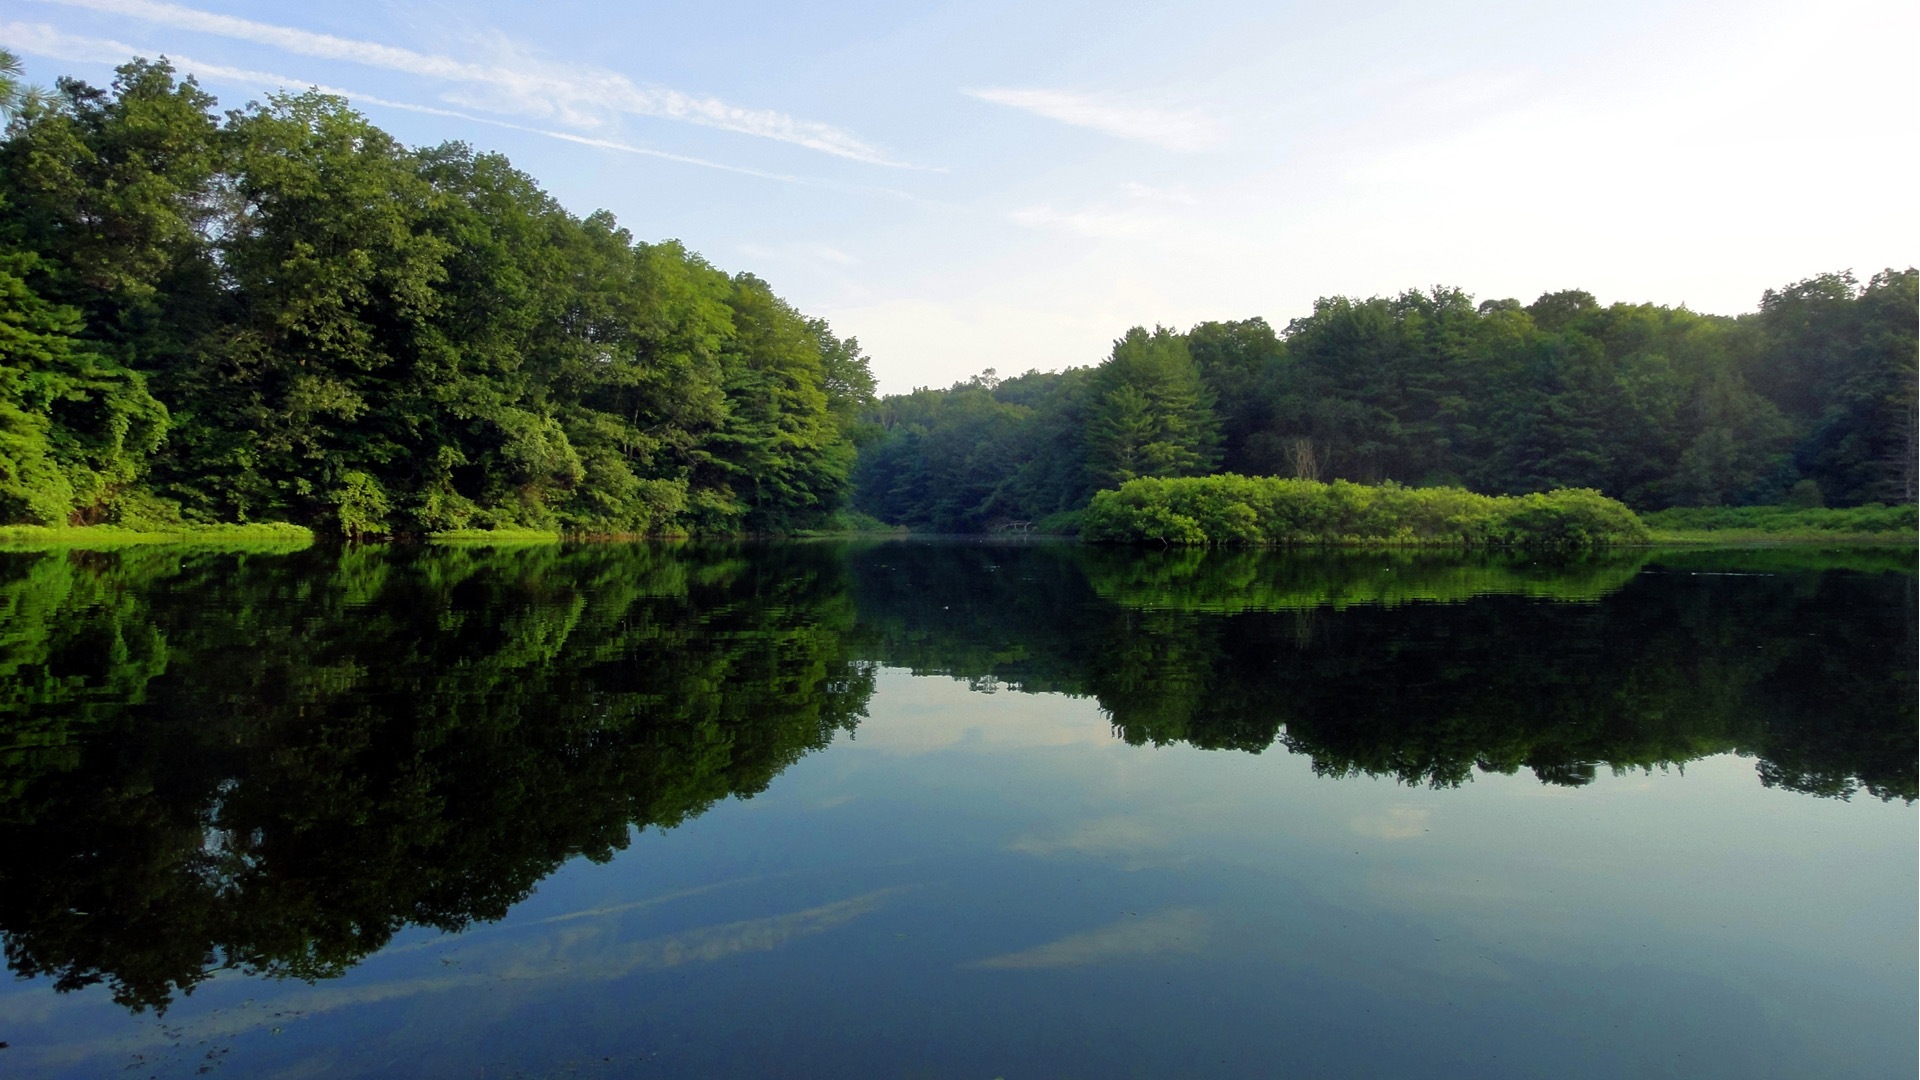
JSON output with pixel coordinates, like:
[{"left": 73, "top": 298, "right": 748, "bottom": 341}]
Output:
[
  {"left": 0, "top": 53, "right": 876, "bottom": 537},
  {"left": 855, "top": 275, "right": 1918, "bottom": 532},
  {"left": 0, "top": 52, "right": 1912, "bottom": 539}
]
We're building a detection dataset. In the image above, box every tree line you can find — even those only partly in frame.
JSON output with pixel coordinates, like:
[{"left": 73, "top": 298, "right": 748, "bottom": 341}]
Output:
[
  {"left": 0, "top": 53, "right": 875, "bottom": 537},
  {"left": 2, "top": 52, "right": 1912, "bottom": 540},
  {"left": 855, "top": 273, "right": 1917, "bottom": 532}
]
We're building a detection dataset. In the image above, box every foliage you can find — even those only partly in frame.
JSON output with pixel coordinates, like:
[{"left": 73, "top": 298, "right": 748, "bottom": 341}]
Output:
[
  {"left": 1641, "top": 503, "right": 1916, "bottom": 534},
  {"left": 853, "top": 272, "right": 1917, "bottom": 531},
  {"left": 0, "top": 254, "right": 167, "bottom": 525},
  {"left": 1080, "top": 475, "right": 1649, "bottom": 547},
  {"left": 0, "top": 522, "right": 312, "bottom": 544},
  {"left": 0, "top": 56, "right": 873, "bottom": 537},
  {"left": 1082, "top": 326, "right": 1219, "bottom": 487},
  {"left": 851, "top": 367, "right": 1095, "bottom": 531},
  {"left": 1077, "top": 546, "right": 1650, "bottom": 611}
]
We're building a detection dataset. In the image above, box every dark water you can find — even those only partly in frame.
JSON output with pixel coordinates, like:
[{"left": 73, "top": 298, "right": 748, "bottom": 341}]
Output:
[{"left": 0, "top": 540, "right": 1912, "bottom": 1079}]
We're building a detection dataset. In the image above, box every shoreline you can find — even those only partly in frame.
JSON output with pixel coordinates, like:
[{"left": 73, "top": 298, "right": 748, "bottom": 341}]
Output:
[{"left": 1, "top": 525, "right": 1912, "bottom": 549}]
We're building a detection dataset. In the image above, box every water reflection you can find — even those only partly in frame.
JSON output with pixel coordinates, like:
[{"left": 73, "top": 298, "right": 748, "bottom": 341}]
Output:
[
  {"left": 0, "top": 540, "right": 1910, "bottom": 1019},
  {"left": 848, "top": 542, "right": 1915, "bottom": 797},
  {"left": 0, "top": 543, "right": 872, "bottom": 1012}
]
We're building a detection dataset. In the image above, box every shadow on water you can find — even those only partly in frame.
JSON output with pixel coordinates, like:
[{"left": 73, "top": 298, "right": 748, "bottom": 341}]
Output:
[{"left": 0, "top": 539, "right": 1911, "bottom": 1014}]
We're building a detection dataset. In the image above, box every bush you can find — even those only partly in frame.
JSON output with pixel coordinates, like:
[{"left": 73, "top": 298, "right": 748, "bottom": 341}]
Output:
[
  {"left": 332, "top": 471, "right": 391, "bottom": 540},
  {"left": 1081, "top": 476, "right": 1649, "bottom": 547},
  {"left": 1640, "top": 503, "right": 1917, "bottom": 535}
]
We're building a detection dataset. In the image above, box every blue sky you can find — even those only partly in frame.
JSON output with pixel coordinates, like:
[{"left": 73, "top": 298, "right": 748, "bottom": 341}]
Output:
[{"left": 5, "top": 0, "right": 1914, "bottom": 392}]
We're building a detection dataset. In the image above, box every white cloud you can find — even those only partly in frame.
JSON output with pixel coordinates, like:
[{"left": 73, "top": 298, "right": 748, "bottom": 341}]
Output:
[
  {"left": 966, "top": 87, "right": 1226, "bottom": 151},
  {"left": 30, "top": 0, "right": 915, "bottom": 166},
  {"left": 0, "top": 19, "right": 139, "bottom": 67},
  {"left": 0, "top": 22, "right": 832, "bottom": 184}
]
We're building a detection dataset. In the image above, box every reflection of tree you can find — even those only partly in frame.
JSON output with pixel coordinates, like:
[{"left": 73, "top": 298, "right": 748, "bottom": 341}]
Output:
[
  {"left": 847, "top": 543, "right": 1917, "bottom": 800},
  {"left": 1, "top": 541, "right": 1911, "bottom": 1017},
  {"left": 0, "top": 543, "right": 872, "bottom": 1012},
  {"left": 1077, "top": 546, "right": 1652, "bottom": 611}
]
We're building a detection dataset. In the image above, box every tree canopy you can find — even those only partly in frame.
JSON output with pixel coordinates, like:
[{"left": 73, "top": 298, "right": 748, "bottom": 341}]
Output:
[
  {"left": 855, "top": 274, "right": 1916, "bottom": 531},
  {"left": 2, "top": 51, "right": 1911, "bottom": 538},
  {"left": 0, "top": 54, "right": 875, "bottom": 536}
]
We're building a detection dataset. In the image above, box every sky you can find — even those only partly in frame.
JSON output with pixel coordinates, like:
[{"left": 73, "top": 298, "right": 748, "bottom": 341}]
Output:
[{"left": 4, "top": 0, "right": 1915, "bottom": 393}]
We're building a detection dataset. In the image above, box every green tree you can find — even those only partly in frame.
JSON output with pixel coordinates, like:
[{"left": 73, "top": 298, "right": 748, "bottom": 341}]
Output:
[
  {"left": 0, "top": 254, "right": 167, "bottom": 523},
  {"left": 1084, "top": 326, "right": 1219, "bottom": 487},
  {"left": 0, "top": 58, "right": 872, "bottom": 536}
]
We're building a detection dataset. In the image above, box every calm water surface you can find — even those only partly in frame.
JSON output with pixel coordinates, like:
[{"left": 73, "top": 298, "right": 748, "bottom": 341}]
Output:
[{"left": 0, "top": 540, "right": 1912, "bottom": 1078}]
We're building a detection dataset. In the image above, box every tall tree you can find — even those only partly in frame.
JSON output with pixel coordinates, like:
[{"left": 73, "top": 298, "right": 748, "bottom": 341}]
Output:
[{"left": 1083, "top": 326, "right": 1219, "bottom": 487}]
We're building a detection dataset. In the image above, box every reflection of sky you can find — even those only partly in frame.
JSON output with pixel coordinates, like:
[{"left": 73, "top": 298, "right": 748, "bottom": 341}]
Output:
[{"left": 4, "top": 669, "right": 1914, "bottom": 1078}]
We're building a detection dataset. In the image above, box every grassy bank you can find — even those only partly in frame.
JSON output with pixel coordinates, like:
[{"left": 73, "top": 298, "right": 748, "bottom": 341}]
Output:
[
  {"left": 1082, "top": 476, "right": 1647, "bottom": 547},
  {"left": 425, "top": 528, "right": 565, "bottom": 544},
  {"left": 0, "top": 522, "right": 314, "bottom": 545},
  {"left": 1641, "top": 503, "right": 1915, "bottom": 543}
]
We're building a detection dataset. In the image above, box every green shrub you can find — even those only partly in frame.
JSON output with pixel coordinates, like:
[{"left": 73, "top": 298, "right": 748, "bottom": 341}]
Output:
[
  {"left": 1641, "top": 503, "right": 1916, "bottom": 535},
  {"left": 332, "top": 471, "right": 392, "bottom": 540},
  {"left": 1082, "top": 475, "right": 1649, "bottom": 547}
]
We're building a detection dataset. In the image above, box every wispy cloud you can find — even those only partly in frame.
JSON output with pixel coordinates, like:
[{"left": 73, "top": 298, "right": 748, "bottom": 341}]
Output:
[
  {"left": 966, "top": 87, "right": 1226, "bottom": 151},
  {"left": 22, "top": 888, "right": 907, "bottom": 1069},
  {"left": 0, "top": 22, "right": 833, "bottom": 185},
  {"left": 30, "top": 0, "right": 917, "bottom": 166}
]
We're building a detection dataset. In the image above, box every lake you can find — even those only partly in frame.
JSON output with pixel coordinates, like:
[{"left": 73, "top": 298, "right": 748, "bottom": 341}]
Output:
[{"left": 0, "top": 540, "right": 1912, "bottom": 1079}]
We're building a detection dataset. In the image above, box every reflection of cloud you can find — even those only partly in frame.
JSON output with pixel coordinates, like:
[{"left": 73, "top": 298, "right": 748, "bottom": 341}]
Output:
[
  {"left": 472, "top": 880, "right": 906, "bottom": 980},
  {"left": 1008, "top": 816, "right": 1166, "bottom": 858},
  {"left": 1350, "top": 806, "right": 1432, "bottom": 839},
  {"left": 966, "top": 907, "right": 1205, "bottom": 969},
  {"left": 850, "top": 669, "right": 1112, "bottom": 754},
  {"left": 25, "top": 889, "right": 904, "bottom": 1065}
]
